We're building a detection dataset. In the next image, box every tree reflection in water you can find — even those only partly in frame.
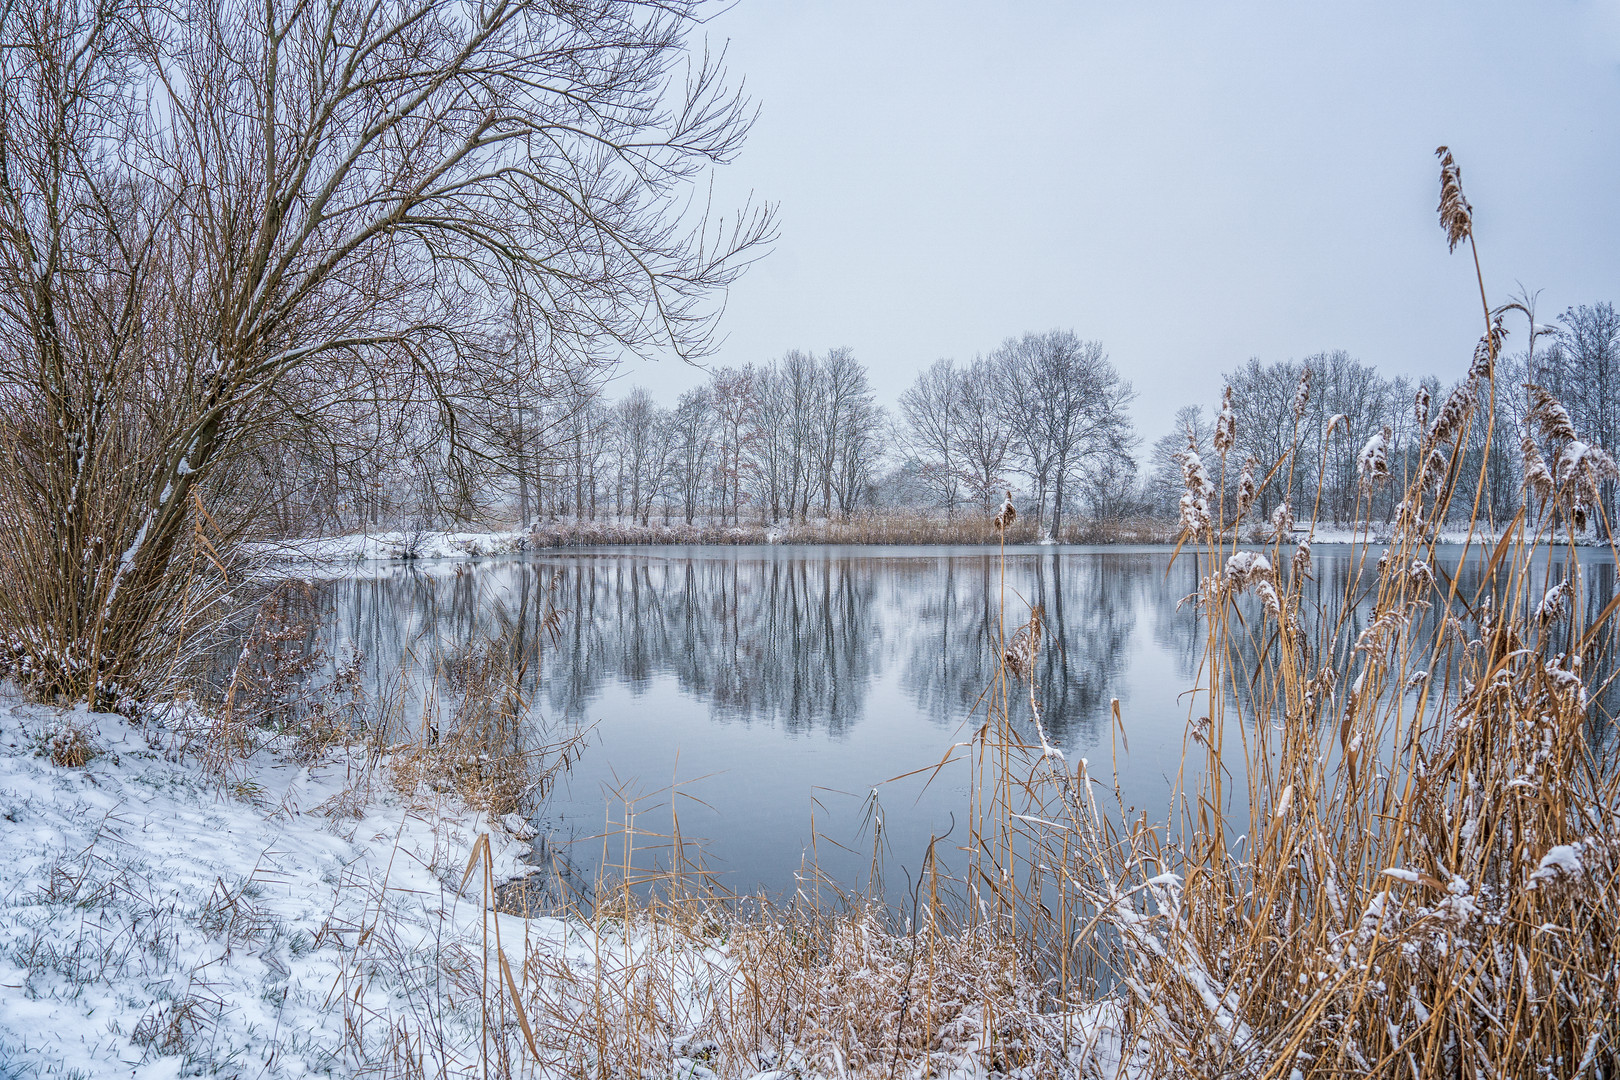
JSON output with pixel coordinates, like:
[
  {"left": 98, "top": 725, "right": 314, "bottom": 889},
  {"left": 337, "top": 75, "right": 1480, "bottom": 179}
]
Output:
[{"left": 285, "top": 543, "right": 1614, "bottom": 899}]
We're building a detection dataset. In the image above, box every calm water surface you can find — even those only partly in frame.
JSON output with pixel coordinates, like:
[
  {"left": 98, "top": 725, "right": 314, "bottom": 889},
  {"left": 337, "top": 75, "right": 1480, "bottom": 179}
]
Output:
[{"left": 302, "top": 543, "right": 1616, "bottom": 901}]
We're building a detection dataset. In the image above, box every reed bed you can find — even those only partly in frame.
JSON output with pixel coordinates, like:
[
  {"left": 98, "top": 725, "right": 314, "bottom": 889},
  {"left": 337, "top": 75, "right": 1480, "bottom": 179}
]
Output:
[
  {"left": 522, "top": 512, "right": 1171, "bottom": 549},
  {"left": 973, "top": 147, "right": 1620, "bottom": 1078}
]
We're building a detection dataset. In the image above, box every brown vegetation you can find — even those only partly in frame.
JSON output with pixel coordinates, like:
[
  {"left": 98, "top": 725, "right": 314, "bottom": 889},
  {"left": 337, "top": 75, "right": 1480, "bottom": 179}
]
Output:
[
  {"left": 423, "top": 145, "right": 1620, "bottom": 1080},
  {"left": 0, "top": 0, "right": 769, "bottom": 704},
  {"left": 523, "top": 512, "right": 1172, "bottom": 548}
]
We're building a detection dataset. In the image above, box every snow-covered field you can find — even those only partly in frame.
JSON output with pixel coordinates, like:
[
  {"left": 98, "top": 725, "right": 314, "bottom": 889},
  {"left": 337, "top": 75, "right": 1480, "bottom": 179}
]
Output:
[{"left": 0, "top": 697, "right": 1139, "bottom": 1079}]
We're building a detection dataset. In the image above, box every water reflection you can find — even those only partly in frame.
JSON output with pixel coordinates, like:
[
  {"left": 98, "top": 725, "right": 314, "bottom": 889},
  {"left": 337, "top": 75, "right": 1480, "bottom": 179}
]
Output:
[
  {"left": 289, "top": 543, "right": 1616, "bottom": 899},
  {"left": 316, "top": 549, "right": 1177, "bottom": 745}
]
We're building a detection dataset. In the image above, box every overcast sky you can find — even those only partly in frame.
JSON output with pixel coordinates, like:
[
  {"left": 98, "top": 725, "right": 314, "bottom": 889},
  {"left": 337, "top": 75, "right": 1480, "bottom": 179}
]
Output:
[{"left": 620, "top": 0, "right": 1620, "bottom": 445}]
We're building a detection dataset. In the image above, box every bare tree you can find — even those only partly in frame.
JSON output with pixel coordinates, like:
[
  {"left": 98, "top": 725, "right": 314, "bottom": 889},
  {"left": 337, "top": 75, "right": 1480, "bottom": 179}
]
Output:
[
  {"left": 710, "top": 365, "right": 756, "bottom": 525},
  {"left": 1539, "top": 303, "right": 1620, "bottom": 527},
  {"left": 1146, "top": 406, "right": 1212, "bottom": 517},
  {"left": 1222, "top": 357, "right": 1303, "bottom": 520},
  {"left": 993, "top": 342, "right": 1060, "bottom": 529},
  {"left": 828, "top": 362, "right": 883, "bottom": 516},
  {"left": 748, "top": 365, "right": 791, "bottom": 524},
  {"left": 815, "top": 347, "right": 880, "bottom": 517},
  {"left": 779, "top": 350, "right": 820, "bottom": 520},
  {"left": 898, "top": 359, "right": 963, "bottom": 515},
  {"left": 1224, "top": 352, "right": 1424, "bottom": 526},
  {"left": 1312, "top": 351, "right": 1391, "bottom": 524},
  {"left": 670, "top": 387, "right": 715, "bottom": 524},
  {"left": 613, "top": 389, "right": 663, "bottom": 526},
  {"left": 990, "top": 330, "right": 1134, "bottom": 538},
  {"left": 956, "top": 355, "right": 1015, "bottom": 513},
  {"left": 0, "top": 0, "right": 774, "bottom": 697}
]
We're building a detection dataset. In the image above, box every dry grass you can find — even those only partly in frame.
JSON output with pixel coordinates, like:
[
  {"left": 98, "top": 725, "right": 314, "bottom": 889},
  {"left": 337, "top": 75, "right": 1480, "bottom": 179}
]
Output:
[
  {"left": 42, "top": 716, "right": 95, "bottom": 767},
  {"left": 511, "top": 897, "right": 1113, "bottom": 1079},
  {"left": 521, "top": 512, "right": 1171, "bottom": 548},
  {"left": 974, "top": 149, "right": 1620, "bottom": 1078},
  {"left": 388, "top": 631, "right": 584, "bottom": 820}
]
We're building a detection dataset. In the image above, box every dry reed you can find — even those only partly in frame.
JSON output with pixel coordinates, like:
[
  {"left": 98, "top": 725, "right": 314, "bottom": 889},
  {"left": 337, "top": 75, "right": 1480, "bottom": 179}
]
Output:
[
  {"left": 981, "top": 147, "right": 1620, "bottom": 1078},
  {"left": 521, "top": 512, "right": 1171, "bottom": 549}
]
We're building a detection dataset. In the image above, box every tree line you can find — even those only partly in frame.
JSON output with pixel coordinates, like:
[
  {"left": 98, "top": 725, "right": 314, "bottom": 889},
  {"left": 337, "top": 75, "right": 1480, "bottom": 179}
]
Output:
[
  {"left": 305, "top": 306, "right": 1616, "bottom": 542},
  {"left": 238, "top": 302, "right": 1618, "bottom": 546},
  {"left": 444, "top": 329, "right": 1137, "bottom": 539},
  {"left": 1142, "top": 300, "right": 1619, "bottom": 533},
  {"left": 536, "top": 347, "right": 885, "bottom": 530}
]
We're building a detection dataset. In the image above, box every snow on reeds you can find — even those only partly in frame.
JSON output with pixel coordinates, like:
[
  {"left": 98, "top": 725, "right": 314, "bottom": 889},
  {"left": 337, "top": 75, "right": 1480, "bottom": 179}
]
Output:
[{"left": 983, "top": 148, "right": 1620, "bottom": 1077}]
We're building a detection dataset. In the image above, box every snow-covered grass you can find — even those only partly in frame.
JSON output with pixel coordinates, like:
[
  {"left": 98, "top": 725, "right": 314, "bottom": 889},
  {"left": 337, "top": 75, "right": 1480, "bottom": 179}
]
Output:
[
  {"left": 0, "top": 692, "right": 1143, "bottom": 1079},
  {"left": 250, "top": 528, "right": 533, "bottom": 567},
  {"left": 0, "top": 696, "right": 543, "bottom": 1078}
]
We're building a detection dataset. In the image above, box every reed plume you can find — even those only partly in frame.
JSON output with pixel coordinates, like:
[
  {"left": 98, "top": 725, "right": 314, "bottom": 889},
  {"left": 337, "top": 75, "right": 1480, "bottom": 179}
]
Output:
[
  {"left": 1214, "top": 385, "right": 1236, "bottom": 457},
  {"left": 1436, "top": 145, "right": 1472, "bottom": 252},
  {"left": 993, "top": 490, "right": 1017, "bottom": 533}
]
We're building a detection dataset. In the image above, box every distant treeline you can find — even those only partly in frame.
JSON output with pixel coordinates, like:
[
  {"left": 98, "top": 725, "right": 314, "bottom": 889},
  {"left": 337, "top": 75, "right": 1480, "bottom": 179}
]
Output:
[
  {"left": 492, "top": 328, "right": 1137, "bottom": 539},
  {"left": 258, "top": 305, "right": 1617, "bottom": 540},
  {"left": 1145, "top": 302, "right": 1618, "bottom": 531}
]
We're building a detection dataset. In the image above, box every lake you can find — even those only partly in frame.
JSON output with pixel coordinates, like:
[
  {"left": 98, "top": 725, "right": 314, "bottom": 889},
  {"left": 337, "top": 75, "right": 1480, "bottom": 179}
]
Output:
[{"left": 293, "top": 542, "right": 1617, "bottom": 904}]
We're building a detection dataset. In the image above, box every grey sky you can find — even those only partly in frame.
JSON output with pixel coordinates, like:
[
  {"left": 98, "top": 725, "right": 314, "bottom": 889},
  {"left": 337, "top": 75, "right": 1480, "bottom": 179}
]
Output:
[{"left": 622, "top": 0, "right": 1620, "bottom": 445}]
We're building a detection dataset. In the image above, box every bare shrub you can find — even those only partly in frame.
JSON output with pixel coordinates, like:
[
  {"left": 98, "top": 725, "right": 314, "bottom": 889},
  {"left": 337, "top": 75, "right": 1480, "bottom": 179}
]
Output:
[
  {"left": 390, "top": 616, "right": 583, "bottom": 821},
  {"left": 197, "top": 581, "right": 366, "bottom": 776},
  {"left": 42, "top": 717, "right": 95, "bottom": 768}
]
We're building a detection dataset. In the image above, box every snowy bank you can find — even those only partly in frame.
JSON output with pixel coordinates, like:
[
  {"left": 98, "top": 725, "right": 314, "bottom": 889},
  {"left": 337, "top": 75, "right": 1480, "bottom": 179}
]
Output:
[
  {"left": 250, "top": 528, "right": 532, "bottom": 568},
  {"left": 0, "top": 696, "right": 548, "bottom": 1077},
  {"left": 0, "top": 697, "right": 1141, "bottom": 1079},
  {"left": 247, "top": 516, "right": 1178, "bottom": 569}
]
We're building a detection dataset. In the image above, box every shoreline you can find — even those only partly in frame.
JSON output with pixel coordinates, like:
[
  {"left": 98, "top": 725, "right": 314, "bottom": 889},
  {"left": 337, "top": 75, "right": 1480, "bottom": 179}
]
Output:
[
  {"left": 0, "top": 696, "right": 1137, "bottom": 1078},
  {"left": 248, "top": 520, "right": 1611, "bottom": 570}
]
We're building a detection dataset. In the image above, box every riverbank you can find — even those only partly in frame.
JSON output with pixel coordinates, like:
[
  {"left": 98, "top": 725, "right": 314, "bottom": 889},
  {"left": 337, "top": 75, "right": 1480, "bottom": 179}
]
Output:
[
  {"left": 0, "top": 695, "right": 540, "bottom": 1077},
  {"left": 0, "top": 694, "right": 1139, "bottom": 1079},
  {"left": 249, "top": 515, "right": 1176, "bottom": 567},
  {"left": 251, "top": 516, "right": 1612, "bottom": 570}
]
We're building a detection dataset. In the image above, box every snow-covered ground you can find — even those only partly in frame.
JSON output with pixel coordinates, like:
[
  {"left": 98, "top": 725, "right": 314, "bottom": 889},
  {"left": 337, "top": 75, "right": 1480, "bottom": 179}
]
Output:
[
  {"left": 248, "top": 523, "right": 764, "bottom": 570},
  {"left": 250, "top": 522, "right": 1610, "bottom": 575},
  {"left": 0, "top": 696, "right": 1140, "bottom": 1079},
  {"left": 250, "top": 528, "right": 532, "bottom": 567},
  {"left": 0, "top": 695, "right": 550, "bottom": 1077},
  {"left": 1297, "top": 525, "right": 1500, "bottom": 545}
]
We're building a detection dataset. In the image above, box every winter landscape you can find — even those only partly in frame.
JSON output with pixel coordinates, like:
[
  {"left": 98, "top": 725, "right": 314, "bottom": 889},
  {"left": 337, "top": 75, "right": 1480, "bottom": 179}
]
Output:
[{"left": 2, "top": 2, "right": 1619, "bottom": 1078}]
